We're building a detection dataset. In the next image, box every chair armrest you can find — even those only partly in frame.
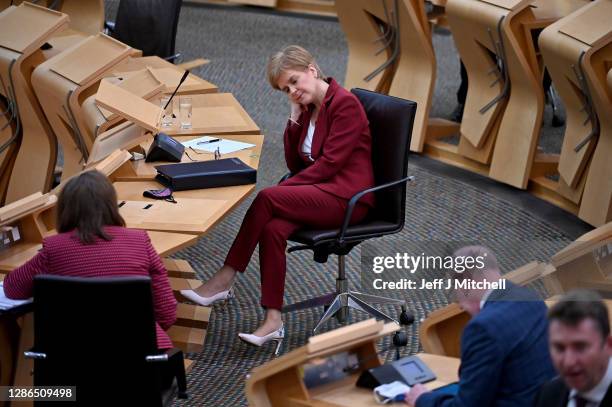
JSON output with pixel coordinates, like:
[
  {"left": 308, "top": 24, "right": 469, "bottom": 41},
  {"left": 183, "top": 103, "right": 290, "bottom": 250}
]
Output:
[
  {"left": 278, "top": 172, "right": 293, "bottom": 184},
  {"left": 164, "top": 53, "right": 182, "bottom": 64},
  {"left": 338, "top": 175, "right": 415, "bottom": 243},
  {"left": 104, "top": 21, "right": 116, "bottom": 34}
]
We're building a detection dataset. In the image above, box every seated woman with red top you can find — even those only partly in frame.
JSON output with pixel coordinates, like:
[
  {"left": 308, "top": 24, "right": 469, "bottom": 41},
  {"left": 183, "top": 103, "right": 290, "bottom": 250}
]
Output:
[
  {"left": 3, "top": 170, "right": 177, "bottom": 350},
  {"left": 181, "top": 45, "right": 375, "bottom": 354}
]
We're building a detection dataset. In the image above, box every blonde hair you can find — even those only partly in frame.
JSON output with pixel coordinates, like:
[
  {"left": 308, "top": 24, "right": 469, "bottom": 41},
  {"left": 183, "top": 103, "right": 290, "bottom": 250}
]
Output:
[{"left": 267, "top": 45, "right": 326, "bottom": 90}]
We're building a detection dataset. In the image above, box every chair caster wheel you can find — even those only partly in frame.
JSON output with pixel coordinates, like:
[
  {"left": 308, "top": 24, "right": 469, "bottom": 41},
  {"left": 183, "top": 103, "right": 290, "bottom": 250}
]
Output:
[
  {"left": 399, "top": 307, "right": 414, "bottom": 326},
  {"left": 393, "top": 331, "right": 408, "bottom": 347}
]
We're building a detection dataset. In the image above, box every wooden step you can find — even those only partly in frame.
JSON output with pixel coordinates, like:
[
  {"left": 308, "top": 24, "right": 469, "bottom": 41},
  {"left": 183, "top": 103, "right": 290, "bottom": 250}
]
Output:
[
  {"left": 167, "top": 325, "right": 206, "bottom": 353},
  {"left": 176, "top": 303, "right": 210, "bottom": 330},
  {"left": 184, "top": 358, "right": 195, "bottom": 374},
  {"left": 169, "top": 277, "right": 202, "bottom": 302},
  {"left": 163, "top": 258, "right": 197, "bottom": 279}
]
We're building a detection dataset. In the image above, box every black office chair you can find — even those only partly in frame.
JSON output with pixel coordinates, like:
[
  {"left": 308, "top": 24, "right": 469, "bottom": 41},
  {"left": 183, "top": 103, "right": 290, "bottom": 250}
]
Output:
[
  {"left": 282, "top": 88, "right": 417, "bottom": 333},
  {"left": 26, "top": 275, "right": 187, "bottom": 406},
  {"left": 107, "top": 0, "right": 183, "bottom": 62}
]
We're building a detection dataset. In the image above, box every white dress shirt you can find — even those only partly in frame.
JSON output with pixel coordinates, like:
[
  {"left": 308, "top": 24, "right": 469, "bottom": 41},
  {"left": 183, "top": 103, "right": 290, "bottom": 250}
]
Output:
[
  {"left": 302, "top": 120, "right": 315, "bottom": 161},
  {"left": 568, "top": 357, "right": 612, "bottom": 407}
]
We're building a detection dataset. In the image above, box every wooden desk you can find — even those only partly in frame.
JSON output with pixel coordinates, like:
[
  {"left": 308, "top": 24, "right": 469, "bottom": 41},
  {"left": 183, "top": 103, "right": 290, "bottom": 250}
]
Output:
[
  {"left": 109, "top": 133, "right": 264, "bottom": 181},
  {"left": 149, "top": 92, "right": 260, "bottom": 136},
  {"left": 246, "top": 320, "right": 459, "bottom": 406},
  {"left": 112, "top": 134, "right": 263, "bottom": 237},
  {"left": 30, "top": 33, "right": 133, "bottom": 181},
  {"left": 112, "top": 56, "right": 218, "bottom": 95},
  {"left": 0, "top": 3, "right": 69, "bottom": 204},
  {"left": 336, "top": 0, "right": 438, "bottom": 153},
  {"left": 307, "top": 353, "right": 459, "bottom": 406},
  {"left": 80, "top": 59, "right": 218, "bottom": 143}
]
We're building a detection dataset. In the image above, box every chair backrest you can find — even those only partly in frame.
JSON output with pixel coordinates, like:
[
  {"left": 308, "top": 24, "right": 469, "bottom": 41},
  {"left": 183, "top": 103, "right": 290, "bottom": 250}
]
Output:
[
  {"left": 32, "top": 275, "right": 164, "bottom": 405},
  {"left": 113, "top": 0, "right": 182, "bottom": 58},
  {"left": 351, "top": 88, "right": 417, "bottom": 227}
]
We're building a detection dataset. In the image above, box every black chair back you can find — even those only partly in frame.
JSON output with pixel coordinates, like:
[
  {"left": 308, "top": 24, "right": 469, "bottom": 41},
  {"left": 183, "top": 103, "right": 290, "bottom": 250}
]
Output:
[
  {"left": 113, "top": 0, "right": 182, "bottom": 59},
  {"left": 32, "top": 275, "right": 164, "bottom": 406},
  {"left": 351, "top": 89, "right": 416, "bottom": 227}
]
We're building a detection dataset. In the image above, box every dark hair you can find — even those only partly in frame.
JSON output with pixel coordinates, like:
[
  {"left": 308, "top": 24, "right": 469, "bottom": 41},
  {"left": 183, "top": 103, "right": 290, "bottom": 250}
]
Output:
[
  {"left": 57, "top": 170, "right": 125, "bottom": 244},
  {"left": 548, "top": 290, "right": 610, "bottom": 340}
]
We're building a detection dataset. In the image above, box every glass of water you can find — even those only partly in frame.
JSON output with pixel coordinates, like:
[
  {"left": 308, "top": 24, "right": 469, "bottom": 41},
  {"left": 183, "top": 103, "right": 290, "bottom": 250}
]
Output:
[
  {"left": 179, "top": 96, "right": 192, "bottom": 129},
  {"left": 160, "top": 96, "right": 174, "bottom": 127}
]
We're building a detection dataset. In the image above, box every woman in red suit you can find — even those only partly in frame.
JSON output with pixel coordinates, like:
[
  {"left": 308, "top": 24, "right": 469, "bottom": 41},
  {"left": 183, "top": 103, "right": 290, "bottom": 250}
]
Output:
[
  {"left": 3, "top": 171, "right": 177, "bottom": 350},
  {"left": 181, "top": 45, "right": 375, "bottom": 353}
]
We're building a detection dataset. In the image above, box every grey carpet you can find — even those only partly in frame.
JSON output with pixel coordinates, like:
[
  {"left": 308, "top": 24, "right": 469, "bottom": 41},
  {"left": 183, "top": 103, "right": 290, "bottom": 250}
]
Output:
[{"left": 102, "top": 2, "right": 578, "bottom": 406}]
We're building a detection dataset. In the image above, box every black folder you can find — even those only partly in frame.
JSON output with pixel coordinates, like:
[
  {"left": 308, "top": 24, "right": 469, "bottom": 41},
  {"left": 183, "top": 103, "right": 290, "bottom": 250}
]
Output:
[{"left": 155, "top": 158, "right": 257, "bottom": 191}]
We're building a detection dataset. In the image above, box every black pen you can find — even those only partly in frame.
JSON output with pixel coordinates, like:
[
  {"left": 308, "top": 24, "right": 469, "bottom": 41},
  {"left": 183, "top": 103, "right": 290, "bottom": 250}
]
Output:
[{"left": 197, "top": 138, "right": 220, "bottom": 145}]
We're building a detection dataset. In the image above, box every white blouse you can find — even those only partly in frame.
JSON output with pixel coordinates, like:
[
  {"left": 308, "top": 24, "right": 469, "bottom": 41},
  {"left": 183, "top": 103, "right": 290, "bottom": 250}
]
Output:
[{"left": 302, "top": 120, "right": 315, "bottom": 161}]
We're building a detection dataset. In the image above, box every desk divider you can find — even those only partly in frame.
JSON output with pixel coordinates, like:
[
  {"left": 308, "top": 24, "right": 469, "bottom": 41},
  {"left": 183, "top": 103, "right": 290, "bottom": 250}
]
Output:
[
  {"left": 0, "top": 2, "right": 66, "bottom": 55},
  {"left": 49, "top": 33, "right": 133, "bottom": 85},
  {"left": 95, "top": 79, "right": 162, "bottom": 133}
]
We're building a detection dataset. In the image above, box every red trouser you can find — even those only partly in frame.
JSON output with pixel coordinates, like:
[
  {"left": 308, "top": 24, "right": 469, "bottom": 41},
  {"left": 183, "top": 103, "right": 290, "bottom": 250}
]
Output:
[{"left": 224, "top": 185, "right": 369, "bottom": 310}]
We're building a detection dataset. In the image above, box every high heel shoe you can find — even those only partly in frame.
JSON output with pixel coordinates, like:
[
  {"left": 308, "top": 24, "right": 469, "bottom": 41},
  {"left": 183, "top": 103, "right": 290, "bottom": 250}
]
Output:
[
  {"left": 180, "top": 286, "right": 234, "bottom": 306},
  {"left": 238, "top": 324, "right": 285, "bottom": 355}
]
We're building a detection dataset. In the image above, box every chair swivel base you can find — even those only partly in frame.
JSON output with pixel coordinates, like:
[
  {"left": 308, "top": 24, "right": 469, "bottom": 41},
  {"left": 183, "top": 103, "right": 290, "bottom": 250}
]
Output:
[{"left": 283, "top": 289, "right": 405, "bottom": 333}]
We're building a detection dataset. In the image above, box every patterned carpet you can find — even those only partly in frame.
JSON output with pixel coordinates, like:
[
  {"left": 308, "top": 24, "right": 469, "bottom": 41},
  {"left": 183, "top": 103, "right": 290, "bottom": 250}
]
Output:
[{"left": 101, "top": 2, "right": 586, "bottom": 405}]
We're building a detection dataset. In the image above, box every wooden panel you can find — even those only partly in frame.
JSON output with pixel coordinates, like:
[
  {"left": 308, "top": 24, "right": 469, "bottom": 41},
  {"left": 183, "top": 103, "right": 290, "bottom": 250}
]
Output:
[
  {"left": 307, "top": 319, "right": 383, "bottom": 354},
  {"left": 95, "top": 79, "right": 161, "bottom": 133},
  {"left": 147, "top": 67, "right": 217, "bottom": 94},
  {"left": 159, "top": 93, "right": 260, "bottom": 136},
  {"left": 50, "top": 33, "right": 131, "bottom": 85},
  {"left": 176, "top": 303, "right": 210, "bottom": 330},
  {"left": 97, "top": 70, "right": 164, "bottom": 119},
  {"left": 58, "top": 0, "right": 104, "bottom": 35},
  {"left": 120, "top": 198, "right": 227, "bottom": 234},
  {"left": 559, "top": 0, "right": 612, "bottom": 46},
  {"left": 167, "top": 325, "right": 206, "bottom": 353},
  {"left": 0, "top": 193, "right": 47, "bottom": 223},
  {"left": 336, "top": 0, "right": 435, "bottom": 152},
  {"left": 539, "top": 8, "right": 592, "bottom": 190},
  {"left": 481, "top": 0, "right": 523, "bottom": 10},
  {"left": 552, "top": 221, "right": 612, "bottom": 267},
  {"left": 147, "top": 231, "right": 199, "bottom": 258},
  {"left": 578, "top": 36, "right": 612, "bottom": 226},
  {"left": 0, "top": 3, "right": 66, "bottom": 54},
  {"left": 111, "top": 133, "right": 263, "bottom": 180},
  {"left": 446, "top": 0, "right": 510, "bottom": 150},
  {"left": 488, "top": 3, "right": 546, "bottom": 188},
  {"left": 162, "top": 258, "right": 197, "bottom": 279},
  {"left": 419, "top": 303, "right": 468, "bottom": 357},
  {"left": 228, "top": 0, "right": 276, "bottom": 6},
  {"left": 87, "top": 123, "right": 150, "bottom": 165},
  {"left": 0, "top": 243, "right": 42, "bottom": 272}
]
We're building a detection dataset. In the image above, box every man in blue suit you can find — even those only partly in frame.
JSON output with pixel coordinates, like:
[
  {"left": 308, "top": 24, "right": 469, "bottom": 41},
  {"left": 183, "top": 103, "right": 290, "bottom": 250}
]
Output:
[{"left": 405, "top": 246, "right": 556, "bottom": 407}]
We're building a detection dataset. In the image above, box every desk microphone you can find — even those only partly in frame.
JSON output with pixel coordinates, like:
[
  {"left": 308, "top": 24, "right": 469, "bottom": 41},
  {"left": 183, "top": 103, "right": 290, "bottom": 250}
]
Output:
[
  {"left": 163, "top": 69, "right": 190, "bottom": 110},
  {"left": 146, "top": 70, "right": 190, "bottom": 163}
]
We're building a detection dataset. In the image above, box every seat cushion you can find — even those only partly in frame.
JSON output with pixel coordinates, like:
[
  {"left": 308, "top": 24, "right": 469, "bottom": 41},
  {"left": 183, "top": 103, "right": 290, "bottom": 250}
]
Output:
[{"left": 289, "top": 220, "right": 401, "bottom": 246}]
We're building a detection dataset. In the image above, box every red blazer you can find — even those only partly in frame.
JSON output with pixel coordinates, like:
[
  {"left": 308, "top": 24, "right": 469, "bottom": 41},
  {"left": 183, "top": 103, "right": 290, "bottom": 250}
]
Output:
[
  {"left": 280, "top": 78, "right": 375, "bottom": 207},
  {"left": 3, "top": 226, "right": 177, "bottom": 349}
]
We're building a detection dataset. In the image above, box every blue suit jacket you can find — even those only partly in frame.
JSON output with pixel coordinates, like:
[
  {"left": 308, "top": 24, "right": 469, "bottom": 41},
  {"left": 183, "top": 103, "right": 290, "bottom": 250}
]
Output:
[{"left": 417, "top": 283, "right": 556, "bottom": 407}]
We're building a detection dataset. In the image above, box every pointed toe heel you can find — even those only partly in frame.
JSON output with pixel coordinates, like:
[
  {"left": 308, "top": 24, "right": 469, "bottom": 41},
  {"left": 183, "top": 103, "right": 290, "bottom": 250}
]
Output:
[
  {"left": 180, "top": 287, "right": 234, "bottom": 306},
  {"left": 238, "top": 324, "right": 285, "bottom": 355}
]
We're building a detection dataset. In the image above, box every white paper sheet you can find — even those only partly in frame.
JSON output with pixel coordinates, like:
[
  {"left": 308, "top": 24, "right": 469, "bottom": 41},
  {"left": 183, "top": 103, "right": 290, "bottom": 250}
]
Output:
[
  {"left": 0, "top": 281, "right": 32, "bottom": 311},
  {"left": 181, "top": 136, "right": 256, "bottom": 155}
]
